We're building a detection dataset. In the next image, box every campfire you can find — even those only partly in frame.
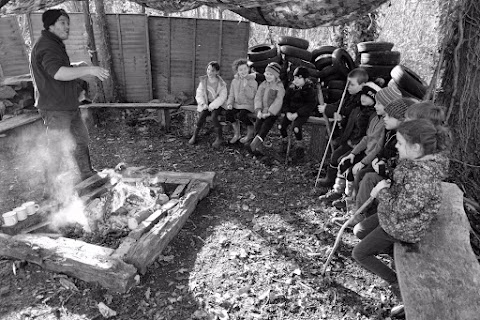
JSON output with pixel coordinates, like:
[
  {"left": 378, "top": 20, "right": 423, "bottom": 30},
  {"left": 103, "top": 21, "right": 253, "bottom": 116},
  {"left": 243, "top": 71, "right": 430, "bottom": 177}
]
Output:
[{"left": 0, "top": 166, "right": 215, "bottom": 292}]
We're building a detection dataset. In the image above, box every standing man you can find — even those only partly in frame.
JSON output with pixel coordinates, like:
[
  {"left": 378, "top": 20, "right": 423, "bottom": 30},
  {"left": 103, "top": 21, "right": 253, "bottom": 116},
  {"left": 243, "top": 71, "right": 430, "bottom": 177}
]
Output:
[{"left": 30, "top": 9, "right": 109, "bottom": 197}]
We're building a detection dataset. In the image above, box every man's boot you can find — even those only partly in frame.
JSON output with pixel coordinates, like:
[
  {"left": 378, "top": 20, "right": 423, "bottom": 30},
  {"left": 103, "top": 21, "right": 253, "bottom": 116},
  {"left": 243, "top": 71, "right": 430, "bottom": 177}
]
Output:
[
  {"left": 317, "top": 165, "right": 337, "bottom": 188},
  {"left": 212, "top": 127, "right": 224, "bottom": 148},
  {"left": 229, "top": 121, "right": 241, "bottom": 144},
  {"left": 240, "top": 125, "right": 255, "bottom": 144},
  {"left": 188, "top": 126, "right": 201, "bottom": 145}
]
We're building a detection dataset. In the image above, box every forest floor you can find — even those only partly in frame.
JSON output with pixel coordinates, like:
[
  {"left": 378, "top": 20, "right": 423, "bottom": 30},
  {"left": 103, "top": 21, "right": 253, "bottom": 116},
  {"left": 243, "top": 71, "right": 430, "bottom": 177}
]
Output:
[{"left": 0, "top": 111, "right": 403, "bottom": 320}]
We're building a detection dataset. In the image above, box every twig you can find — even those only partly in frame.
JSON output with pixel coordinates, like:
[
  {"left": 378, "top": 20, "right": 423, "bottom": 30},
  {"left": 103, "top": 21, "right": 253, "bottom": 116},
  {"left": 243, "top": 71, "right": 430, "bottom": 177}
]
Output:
[{"left": 450, "top": 158, "right": 480, "bottom": 168}]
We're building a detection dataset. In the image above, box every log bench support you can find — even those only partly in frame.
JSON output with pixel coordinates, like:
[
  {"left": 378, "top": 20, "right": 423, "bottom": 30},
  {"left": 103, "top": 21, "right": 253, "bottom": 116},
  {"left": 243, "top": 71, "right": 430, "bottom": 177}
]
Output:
[
  {"left": 179, "top": 105, "right": 327, "bottom": 160},
  {"left": 79, "top": 102, "right": 181, "bottom": 131},
  {"left": 394, "top": 182, "right": 480, "bottom": 319}
]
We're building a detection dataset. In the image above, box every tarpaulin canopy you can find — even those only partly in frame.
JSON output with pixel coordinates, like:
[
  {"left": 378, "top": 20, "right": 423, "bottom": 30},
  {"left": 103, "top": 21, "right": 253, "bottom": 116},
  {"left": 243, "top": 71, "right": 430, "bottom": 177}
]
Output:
[{"left": 0, "top": 0, "right": 388, "bottom": 28}]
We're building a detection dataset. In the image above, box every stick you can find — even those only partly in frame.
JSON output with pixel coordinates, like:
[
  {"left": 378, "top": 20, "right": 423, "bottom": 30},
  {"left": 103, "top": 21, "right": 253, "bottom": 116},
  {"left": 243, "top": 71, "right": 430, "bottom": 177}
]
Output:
[
  {"left": 285, "top": 133, "right": 291, "bottom": 165},
  {"left": 317, "top": 80, "right": 335, "bottom": 154},
  {"left": 314, "top": 80, "right": 350, "bottom": 187},
  {"left": 322, "top": 196, "right": 374, "bottom": 275}
]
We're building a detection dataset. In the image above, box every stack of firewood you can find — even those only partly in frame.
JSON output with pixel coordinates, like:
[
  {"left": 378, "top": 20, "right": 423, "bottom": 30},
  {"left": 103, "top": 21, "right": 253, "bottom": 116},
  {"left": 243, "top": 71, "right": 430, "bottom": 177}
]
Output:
[{"left": 0, "top": 74, "right": 35, "bottom": 120}]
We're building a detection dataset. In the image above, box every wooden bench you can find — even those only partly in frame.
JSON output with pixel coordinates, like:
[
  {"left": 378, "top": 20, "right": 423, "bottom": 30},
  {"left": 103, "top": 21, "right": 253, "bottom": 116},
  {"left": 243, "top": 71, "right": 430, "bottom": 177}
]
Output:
[
  {"left": 79, "top": 102, "right": 181, "bottom": 131},
  {"left": 394, "top": 182, "right": 480, "bottom": 319},
  {"left": 180, "top": 105, "right": 327, "bottom": 159},
  {"left": 0, "top": 112, "right": 42, "bottom": 135}
]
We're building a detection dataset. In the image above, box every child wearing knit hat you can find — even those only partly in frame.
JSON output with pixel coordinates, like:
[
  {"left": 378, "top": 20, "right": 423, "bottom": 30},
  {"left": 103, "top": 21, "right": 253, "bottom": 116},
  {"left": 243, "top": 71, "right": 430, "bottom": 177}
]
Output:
[
  {"left": 250, "top": 62, "right": 286, "bottom": 154},
  {"left": 278, "top": 67, "right": 317, "bottom": 159},
  {"left": 324, "top": 85, "right": 402, "bottom": 209},
  {"left": 317, "top": 81, "right": 379, "bottom": 198}
]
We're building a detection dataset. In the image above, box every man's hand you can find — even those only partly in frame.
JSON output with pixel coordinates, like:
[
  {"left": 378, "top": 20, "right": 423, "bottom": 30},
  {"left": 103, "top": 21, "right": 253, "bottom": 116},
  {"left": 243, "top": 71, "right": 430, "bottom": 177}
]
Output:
[
  {"left": 318, "top": 104, "right": 326, "bottom": 114},
  {"left": 333, "top": 112, "right": 342, "bottom": 122},
  {"left": 89, "top": 66, "right": 110, "bottom": 81},
  {"left": 370, "top": 179, "right": 391, "bottom": 198}
]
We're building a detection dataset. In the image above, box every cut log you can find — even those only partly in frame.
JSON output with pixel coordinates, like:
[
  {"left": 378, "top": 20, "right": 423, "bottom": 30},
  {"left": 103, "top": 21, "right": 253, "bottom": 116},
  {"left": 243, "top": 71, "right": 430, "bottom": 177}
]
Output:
[
  {"left": 127, "top": 205, "right": 173, "bottom": 240},
  {"left": 0, "top": 74, "right": 32, "bottom": 87},
  {"left": 394, "top": 182, "right": 480, "bottom": 319},
  {"left": 0, "top": 113, "right": 42, "bottom": 134},
  {"left": 127, "top": 207, "right": 155, "bottom": 230},
  {"left": 125, "top": 181, "right": 209, "bottom": 273},
  {"left": 170, "top": 184, "right": 187, "bottom": 199},
  {"left": 0, "top": 233, "right": 138, "bottom": 293},
  {"left": 75, "top": 172, "right": 110, "bottom": 197}
]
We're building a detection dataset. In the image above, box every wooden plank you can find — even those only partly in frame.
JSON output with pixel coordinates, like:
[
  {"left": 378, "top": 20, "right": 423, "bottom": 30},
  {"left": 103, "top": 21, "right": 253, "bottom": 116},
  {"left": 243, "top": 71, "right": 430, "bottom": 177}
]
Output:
[
  {"left": 192, "top": 19, "right": 197, "bottom": 95},
  {"left": 116, "top": 14, "right": 126, "bottom": 97},
  {"left": 120, "top": 169, "right": 215, "bottom": 188},
  {"left": 125, "top": 181, "right": 209, "bottom": 273},
  {"left": 394, "top": 183, "right": 480, "bottom": 319},
  {"left": 0, "top": 233, "right": 138, "bottom": 293},
  {"left": 170, "top": 183, "right": 187, "bottom": 199},
  {"left": 167, "top": 17, "right": 172, "bottom": 93},
  {"left": 0, "top": 214, "right": 45, "bottom": 236},
  {"left": 74, "top": 172, "right": 110, "bottom": 197},
  {"left": 0, "top": 113, "right": 42, "bottom": 134},
  {"left": 80, "top": 102, "right": 180, "bottom": 109},
  {"left": 80, "top": 182, "right": 112, "bottom": 205},
  {"left": 127, "top": 207, "right": 170, "bottom": 240},
  {"left": 144, "top": 14, "right": 153, "bottom": 101}
]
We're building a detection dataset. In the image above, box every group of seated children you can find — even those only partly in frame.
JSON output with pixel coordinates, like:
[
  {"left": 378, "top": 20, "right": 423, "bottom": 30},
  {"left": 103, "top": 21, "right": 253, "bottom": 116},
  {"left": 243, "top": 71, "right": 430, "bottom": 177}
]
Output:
[
  {"left": 190, "top": 57, "right": 451, "bottom": 316},
  {"left": 188, "top": 59, "right": 316, "bottom": 158},
  {"left": 316, "top": 66, "right": 449, "bottom": 315}
]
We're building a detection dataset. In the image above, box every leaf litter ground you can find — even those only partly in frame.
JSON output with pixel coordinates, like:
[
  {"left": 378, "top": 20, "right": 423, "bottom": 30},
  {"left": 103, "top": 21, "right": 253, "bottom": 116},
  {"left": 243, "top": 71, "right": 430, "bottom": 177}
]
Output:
[{"left": 0, "top": 114, "right": 400, "bottom": 320}]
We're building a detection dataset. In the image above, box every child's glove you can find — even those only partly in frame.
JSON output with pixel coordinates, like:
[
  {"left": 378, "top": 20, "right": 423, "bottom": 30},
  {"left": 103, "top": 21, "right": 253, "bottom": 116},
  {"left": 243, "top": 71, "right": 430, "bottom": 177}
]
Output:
[
  {"left": 318, "top": 104, "right": 326, "bottom": 114},
  {"left": 262, "top": 112, "right": 270, "bottom": 119},
  {"left": 257, "top": 111, "right": 263, "bottom": 119},
  {"left": 372, "top": 158, "right": 386, "bottom": 175},
  {"left": 370, "top": 179, "right": 391, "bottom": 198}
]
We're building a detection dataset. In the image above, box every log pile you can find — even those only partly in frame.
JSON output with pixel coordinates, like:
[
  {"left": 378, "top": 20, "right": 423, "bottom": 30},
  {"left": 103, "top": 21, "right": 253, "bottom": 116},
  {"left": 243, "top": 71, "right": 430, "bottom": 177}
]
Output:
[{"left": 0, "top": 74, "right": 35, "bottom": 120}]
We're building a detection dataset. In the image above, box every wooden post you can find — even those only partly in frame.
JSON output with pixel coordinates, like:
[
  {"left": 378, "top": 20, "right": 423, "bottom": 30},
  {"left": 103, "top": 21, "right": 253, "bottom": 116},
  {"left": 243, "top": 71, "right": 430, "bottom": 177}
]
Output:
[
  {"left": 167, "top": 17, "right": 172, "bottom": 94},
  {"left": 116, "top": 14, "right": 126, "bottom": 100},
  {"left": 93, "top": 0, "right": 121, "bottom": 102},
  {"left": 394, "top": 183, "right": 480, "bottom": 319},
  {"left": 82, "top": 0, "right": 106, "bottom": 103},
  {"left": 192, "top": 19, "right": 197, "bottom": 94},
  {"left": 144, "top": 14, "right": 153, "bottom": 101}
]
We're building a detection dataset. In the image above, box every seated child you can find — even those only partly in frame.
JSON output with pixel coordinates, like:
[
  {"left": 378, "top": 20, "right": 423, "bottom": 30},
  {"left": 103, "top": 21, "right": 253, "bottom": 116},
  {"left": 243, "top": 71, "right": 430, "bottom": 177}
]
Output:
[
  {"left": 250, "top": 62, "right": 286, "bottom": 154},
  {"left": 347, "top": 98, "right": 417, "bottom": 224},
  {"left": 225, "top": 59, "right": 258, "bottom": 145},
  {"left": 328, "top": 86, "right": 402, "bottom": 209},
  {"left": 189, "top": 61, "right": 228, "bottom": 148},
  {"left": 317, "top": 68, "right": 369, "bottom": 135},
  {"left": 278, "top": 66, "right": 317, "bottom": 158},
  {"left": 350, "top": 118, "right": 450, "bottom": 307},
  {"left": 317, "top": 82, "right": 379, "bottom": 193}
]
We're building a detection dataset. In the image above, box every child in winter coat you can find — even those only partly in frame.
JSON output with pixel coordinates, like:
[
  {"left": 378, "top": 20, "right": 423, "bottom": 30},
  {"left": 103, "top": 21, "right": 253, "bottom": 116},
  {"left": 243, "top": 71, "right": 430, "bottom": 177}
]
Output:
[
  {"left": 350, "top": 118, "right": 450, "bottom": 304},
  {"left": 226, "top": 59, "right": 258, "bottom": 145},
  {"left": 250, "top": 62, "right": 286, "bottom": 154},
  {"left": 317, "top": 81, "right": 379, "bottom": 191},
  {"left": 189, "top": 61, "right": 228, "bottom": 148},
  {"left": 325, "top": 86, "right": 402, "bottom": 209},
  {"left": 278, "top": 66, "right": 317, "bottom": 158},
  {"left": 317, "top": 68, "right": 369, "bottom": 135},
  {"left": 347, "top": 98, "right": 417, "bottom": 224}
]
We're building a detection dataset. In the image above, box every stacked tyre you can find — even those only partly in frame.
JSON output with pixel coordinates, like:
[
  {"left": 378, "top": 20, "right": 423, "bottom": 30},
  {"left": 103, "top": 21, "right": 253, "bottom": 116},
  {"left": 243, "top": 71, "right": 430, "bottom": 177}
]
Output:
[
  {"left": 358, "top": 41, "right": 400, "bottom": 83},
  {"left": 247, "top": 43, "right": 283, "bottom": 75},
  {"left": 276, "top": 36, "right": 322, "bottom": 82},
  {"left": 311, "top": 45, "right": 355, "bottom": 103},
  {"left": 389, "top": 65, "right": 428, "bottom": 100}
]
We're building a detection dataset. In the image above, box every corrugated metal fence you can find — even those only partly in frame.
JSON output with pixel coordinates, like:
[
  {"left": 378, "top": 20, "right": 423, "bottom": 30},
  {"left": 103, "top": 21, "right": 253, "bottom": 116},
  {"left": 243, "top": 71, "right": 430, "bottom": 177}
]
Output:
[{"left": 24, "top": 13, "right": 249, "bottom": 102}]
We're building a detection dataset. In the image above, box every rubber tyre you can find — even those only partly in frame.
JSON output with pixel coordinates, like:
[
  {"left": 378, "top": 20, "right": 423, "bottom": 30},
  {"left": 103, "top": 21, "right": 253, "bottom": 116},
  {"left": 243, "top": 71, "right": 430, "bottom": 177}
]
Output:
[
  {"left": 328, "top": 80, "right": 347, "bottom": 90},
  {"left": 285, "top": 56, "right": 316, "bottom": 69},
  {"left": 322, "top": 72, "right": 346, "bottom": 84},
  {"left": 248, "top": 44, "right": 279, "bottom": 62},
  {"left": 388, "top": 79, "right": 417, "bottom": 99},
  {"left": 360, "top": 51, "right": 401, "bottom": 65},
  {"left": 251, "top": 55, "right": 283, "bottom": 70},
  {"left": 357, "top": 41, "right": 394, "bottom": 53},
  {"left": 311, "top": 45, "right": 336, "bottom": 62},
  {"left": 390, "top": 65, "right": 428, "bottom": 99},
  {"left": 314, "top": 55, "right": 333, "bottom": 70},
  {"left": 280, "top": 45, "right": 312, "bottom": 62},
  {"left": 332, "top": 48, "right": 356, "bottom": 74},
  {"left": 318, "top": 65, "right": 340, "bottom": 79},
  {"left": 307, "top": 67, "right": 322, "bottom": 79},
  {"left": 359, "top": 64, "right": 395, "bottom": 81},
  {"left": 278, "top": 36, "right": 309, "bottom": 50}
]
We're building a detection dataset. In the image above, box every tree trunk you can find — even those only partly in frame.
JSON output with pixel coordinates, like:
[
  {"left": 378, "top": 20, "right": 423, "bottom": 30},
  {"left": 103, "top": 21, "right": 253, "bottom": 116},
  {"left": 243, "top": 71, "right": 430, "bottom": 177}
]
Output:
[
  {"left": 436, "top": 0, "right": 480, "bottom": 200},
  {"left": 92, "top": 0, "right": 121, "bottom": 102},
  {"left": 394, "top": 183, "right": 480, "bottom": 319}
]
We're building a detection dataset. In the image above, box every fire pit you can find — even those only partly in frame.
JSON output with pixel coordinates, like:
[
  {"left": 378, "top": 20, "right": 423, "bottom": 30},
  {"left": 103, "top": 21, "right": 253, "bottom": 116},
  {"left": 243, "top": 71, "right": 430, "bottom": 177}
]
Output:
[{"left": 0, "top": 167, "right": 215, "bottom": 292}]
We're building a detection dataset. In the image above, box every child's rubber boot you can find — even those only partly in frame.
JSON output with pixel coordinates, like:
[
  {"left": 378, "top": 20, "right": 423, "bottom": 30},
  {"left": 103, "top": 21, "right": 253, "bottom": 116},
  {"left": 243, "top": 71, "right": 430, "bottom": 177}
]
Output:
[
  {"left": 229, "top": 121, "right": 241, "bottom": 144},
  {"left": 212, "top": 127, "right": 224, "bottom": 148},
  {"left": 317, "top": 165, "right": 337, "bottom": 188},
  {"left": 240, "top": 125, "right": 255, "bottom": 144},
  {"left": 250, "top": 135, "right": 263, "bottom": 152},
  {"left": 188, "top": 126, "right": 201, "bottom": 145}
]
